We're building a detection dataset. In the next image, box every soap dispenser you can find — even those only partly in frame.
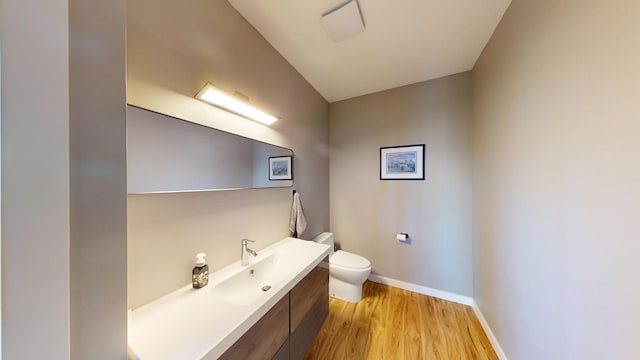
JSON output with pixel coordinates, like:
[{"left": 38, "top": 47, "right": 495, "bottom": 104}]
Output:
[{"left": 192, "top": 253, "right": 209, "bottom": 288}]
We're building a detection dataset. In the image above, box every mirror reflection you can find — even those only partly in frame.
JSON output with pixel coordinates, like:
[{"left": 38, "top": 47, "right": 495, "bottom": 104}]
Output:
[{"left": 127, "top": 105, "right": 294, "bottom": 193}]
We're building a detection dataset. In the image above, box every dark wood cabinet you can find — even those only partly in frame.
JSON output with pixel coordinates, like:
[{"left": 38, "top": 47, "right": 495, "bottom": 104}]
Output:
[
  {"left": 290, "top": 267, "right": 329, "bottom": 360},
  {"left": 220, "top": 266, "right": 329, "bottom": 360},
  {"left": 219, "top": 295, "right": 290, "bottom": 360},
  {"left": 272, "top": 338, "right": 290, "bottom": 360}
]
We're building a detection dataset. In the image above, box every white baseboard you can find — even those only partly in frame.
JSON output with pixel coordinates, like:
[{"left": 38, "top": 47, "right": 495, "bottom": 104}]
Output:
[
  {"left": 471, "top": 300, "right": 508, "bottom": 360},
  {"left": 367, "top": 274, "right": 473, "bottom": 306}
]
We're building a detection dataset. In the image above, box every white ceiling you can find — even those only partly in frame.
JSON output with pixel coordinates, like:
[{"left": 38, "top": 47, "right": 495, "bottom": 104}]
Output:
[{"left": 228, "top": 0, "right": 511, "bottom": 102}]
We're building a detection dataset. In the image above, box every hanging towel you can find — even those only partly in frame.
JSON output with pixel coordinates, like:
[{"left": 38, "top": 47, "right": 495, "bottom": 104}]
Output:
[{"left": 289, "top": 192, "right": 308, "bottom": 238}]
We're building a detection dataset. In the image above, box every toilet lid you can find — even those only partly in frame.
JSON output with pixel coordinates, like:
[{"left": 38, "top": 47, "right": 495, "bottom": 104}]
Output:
[{"left": 330, "top": 250, "right": 371, "bottom": 269}]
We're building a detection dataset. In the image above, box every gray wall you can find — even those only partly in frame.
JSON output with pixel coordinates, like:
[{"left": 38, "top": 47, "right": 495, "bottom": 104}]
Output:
[
  {"left": 2, "top": 0, "right": 70, "bottom": 358},
  {"left": 330, "top": 72, "right": 473, "bottom": 296},
  {"left": 472, "top": 0, "right": 640, "bottom": 359},
  {"left": 127, "top": 0, "right": 329, "bottom": 309},
  {"left": 2, "top": 0, "right": 128, "bottom": 358},
  {"left": 69, "top": 0, "right": 128, "bottom": 357}
]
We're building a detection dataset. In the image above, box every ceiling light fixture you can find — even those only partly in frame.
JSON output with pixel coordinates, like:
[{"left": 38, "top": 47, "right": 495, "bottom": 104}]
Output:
[
  {"left": 195, "top": 83, "right": 278, "bottom": 125},
  {"left": 321, "top": 0, "right": 365, "bottom": 43}
]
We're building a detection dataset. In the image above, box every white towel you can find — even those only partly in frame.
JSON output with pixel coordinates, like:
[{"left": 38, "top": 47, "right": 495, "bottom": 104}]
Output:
[{"left": 289, "top": 192, "right": 308, "bottom": 238}]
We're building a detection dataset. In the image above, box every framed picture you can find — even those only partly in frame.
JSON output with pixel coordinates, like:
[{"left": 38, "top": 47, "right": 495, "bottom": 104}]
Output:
[
  {"left": 380, "top": 144, "right": 425, "bottom": 180},
  {"left": 269, "top": 155, "right": 293, "bottom": 181}
]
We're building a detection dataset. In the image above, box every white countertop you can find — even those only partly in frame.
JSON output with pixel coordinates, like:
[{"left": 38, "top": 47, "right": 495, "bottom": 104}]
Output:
[{"left": 129, "top": 237, "right": 330, "bottom": 360}]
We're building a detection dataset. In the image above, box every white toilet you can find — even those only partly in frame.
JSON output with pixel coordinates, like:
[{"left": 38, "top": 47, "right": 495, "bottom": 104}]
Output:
[{"left": 312, "top": 232, "right": 371, "bottom": 303}]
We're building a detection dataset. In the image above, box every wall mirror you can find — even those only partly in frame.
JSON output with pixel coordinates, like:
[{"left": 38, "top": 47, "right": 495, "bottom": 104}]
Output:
[{"left": 127, "top": 105, "right": 294, "bottom": 193}]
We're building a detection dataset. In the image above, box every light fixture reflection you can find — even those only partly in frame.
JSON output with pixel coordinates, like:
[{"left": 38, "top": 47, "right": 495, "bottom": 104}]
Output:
[{"left": 195, "top": 83, "right": 278, "bottom": 125}]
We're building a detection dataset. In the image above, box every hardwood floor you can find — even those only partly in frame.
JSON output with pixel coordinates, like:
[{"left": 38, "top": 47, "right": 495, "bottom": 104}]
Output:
[{"left": 304, "top": 281, "right": 498, "bottom": 360}]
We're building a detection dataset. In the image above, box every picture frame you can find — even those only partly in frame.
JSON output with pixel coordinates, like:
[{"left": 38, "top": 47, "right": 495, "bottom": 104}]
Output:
[
  {"left": 380, "top": 144, "right": 425, "bottom": 180},
  {"left": 269, "top": 155, "right": 293, "bottom": 181}
]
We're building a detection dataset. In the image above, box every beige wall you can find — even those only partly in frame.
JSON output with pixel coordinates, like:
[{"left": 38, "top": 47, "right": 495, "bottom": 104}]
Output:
[
  {"left": 127, "top": 0, "right": 329, "bottom": 308},
  {"left": 330, "top": 72, "right": 473, "bottom": 296},
  {"left": 472, "top": 0, "right": 640, "bottom": 358}
]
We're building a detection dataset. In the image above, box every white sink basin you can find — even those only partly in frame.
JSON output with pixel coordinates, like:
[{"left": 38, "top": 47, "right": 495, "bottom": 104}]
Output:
[
  {"left": 213, "top": 252, "right": 305, "bottom": 306},
  {"left": 128, "top": 237, "right": 330, "bottom": 360}
]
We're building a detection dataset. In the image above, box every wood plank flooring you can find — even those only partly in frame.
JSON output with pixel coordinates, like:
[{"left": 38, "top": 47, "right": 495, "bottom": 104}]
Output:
[{"left": 304, "top": 281, "right": 498, "bottom": 360}]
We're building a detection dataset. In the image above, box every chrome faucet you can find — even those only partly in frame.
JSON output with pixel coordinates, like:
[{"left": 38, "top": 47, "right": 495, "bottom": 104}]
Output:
[{"left": 241, "top": 239, "right": 258, "bottom": 265}]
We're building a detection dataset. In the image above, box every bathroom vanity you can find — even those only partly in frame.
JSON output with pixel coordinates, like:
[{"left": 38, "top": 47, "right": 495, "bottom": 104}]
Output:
[
  {"left": 128, "top": 238, "right": 331, "bottom": 360},
  {"left": 219, "top": 266, "right": 329, "bottom": 360}
]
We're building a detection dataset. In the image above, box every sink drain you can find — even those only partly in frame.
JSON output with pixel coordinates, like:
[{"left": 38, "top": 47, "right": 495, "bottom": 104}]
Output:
[{"left": 261, "top": 285, "right": 272, "bottom": 292}]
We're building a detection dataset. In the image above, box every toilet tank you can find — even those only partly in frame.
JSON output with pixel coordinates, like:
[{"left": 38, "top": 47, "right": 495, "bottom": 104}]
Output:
[{"left": 311, "top": 232, "right": 335, "bottom": 254}]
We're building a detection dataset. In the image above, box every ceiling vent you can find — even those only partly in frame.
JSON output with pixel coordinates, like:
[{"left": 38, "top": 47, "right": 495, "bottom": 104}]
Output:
[{"left": 320, "top": 0, "right": 365, "bottom": 42}]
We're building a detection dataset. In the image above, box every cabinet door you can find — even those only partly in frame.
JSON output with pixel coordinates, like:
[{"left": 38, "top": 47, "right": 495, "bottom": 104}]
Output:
[
  {"left": 219, "top": 295, "right": 290, "bottom": 360},
  {"left": 271, "top": 338, "right": 290, "bottom": 360},
  {"left": 290, "top": 266, "right": 329, "bottom": 360}
]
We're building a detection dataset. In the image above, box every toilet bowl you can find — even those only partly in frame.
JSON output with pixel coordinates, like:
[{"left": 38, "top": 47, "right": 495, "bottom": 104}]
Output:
[{"left": 312, "top": 232, "right": 371, "bottom": 303}]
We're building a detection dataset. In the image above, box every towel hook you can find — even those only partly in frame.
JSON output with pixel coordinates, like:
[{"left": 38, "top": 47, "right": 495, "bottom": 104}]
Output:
[{"left": 292, "top": 189, "right": 297, "bottom": 195}]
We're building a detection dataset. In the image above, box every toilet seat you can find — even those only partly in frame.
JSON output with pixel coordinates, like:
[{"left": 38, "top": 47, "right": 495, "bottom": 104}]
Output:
[{"left": 330, "top": 250, "right": 371, "bottom": 269}]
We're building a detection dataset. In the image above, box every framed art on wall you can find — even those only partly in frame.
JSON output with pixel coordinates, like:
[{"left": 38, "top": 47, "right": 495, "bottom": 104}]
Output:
[
  {"left": 269, "top": 155, "right": 293, "bottom": 181},
  {"left": 380, "top": 144, "right": 425, "bottom": 180}
]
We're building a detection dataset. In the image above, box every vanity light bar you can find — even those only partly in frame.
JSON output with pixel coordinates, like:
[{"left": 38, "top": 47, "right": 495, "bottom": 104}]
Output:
[{"left": 195, "top": 83, "right": 278, "bottom": 125}]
